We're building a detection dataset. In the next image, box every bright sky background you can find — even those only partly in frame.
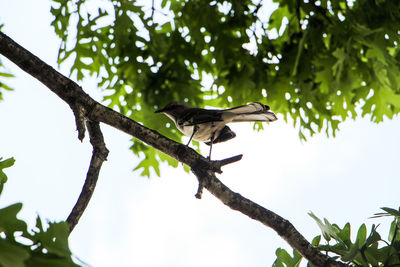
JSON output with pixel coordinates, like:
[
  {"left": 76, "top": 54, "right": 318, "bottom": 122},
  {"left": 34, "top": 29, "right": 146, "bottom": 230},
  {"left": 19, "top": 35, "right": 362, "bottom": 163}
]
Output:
[{"left": 1, "top": 1, "right": 400, "bottom": 267}]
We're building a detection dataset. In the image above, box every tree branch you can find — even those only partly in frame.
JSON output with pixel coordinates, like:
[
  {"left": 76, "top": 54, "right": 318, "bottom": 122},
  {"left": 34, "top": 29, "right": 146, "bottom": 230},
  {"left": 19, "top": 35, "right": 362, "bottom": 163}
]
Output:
[
  {"left": 0, "top": 31, "right": 349, "bottom": 266},
  {"left": 66, "top": 121, "right": 109, "bottom": 232}
]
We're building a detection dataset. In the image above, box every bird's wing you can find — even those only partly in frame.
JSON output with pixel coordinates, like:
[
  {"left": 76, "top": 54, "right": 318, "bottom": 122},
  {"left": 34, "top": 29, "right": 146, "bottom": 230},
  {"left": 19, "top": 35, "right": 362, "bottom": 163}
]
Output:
[
  {"left": 178, "top": 103, "right": 277, "bottom": 126},
  {"left": 178, "top": 108, "right": 224, "bottom": 126}
]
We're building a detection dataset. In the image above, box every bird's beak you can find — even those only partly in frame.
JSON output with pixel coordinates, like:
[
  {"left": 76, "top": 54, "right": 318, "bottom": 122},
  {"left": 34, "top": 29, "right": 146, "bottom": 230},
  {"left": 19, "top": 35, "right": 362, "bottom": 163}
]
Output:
[{"left": 154, "top": 107, "right": 164, "bottom": 113}]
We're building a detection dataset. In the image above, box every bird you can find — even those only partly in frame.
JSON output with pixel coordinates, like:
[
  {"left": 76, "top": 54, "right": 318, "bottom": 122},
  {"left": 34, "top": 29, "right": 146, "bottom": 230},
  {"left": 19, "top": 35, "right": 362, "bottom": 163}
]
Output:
[{"left": 155, "top": 102, "right": 278, "bottom": 159}]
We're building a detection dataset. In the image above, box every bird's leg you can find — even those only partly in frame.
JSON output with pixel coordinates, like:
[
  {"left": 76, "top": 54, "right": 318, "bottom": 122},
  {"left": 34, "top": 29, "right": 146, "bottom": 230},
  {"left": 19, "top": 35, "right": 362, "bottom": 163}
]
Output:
[
  {"left": 180, "top": 125, "right": 199, "bottom": 168},
  {"left": 186, "top": 125, "right": 198, "bottom": 146}
]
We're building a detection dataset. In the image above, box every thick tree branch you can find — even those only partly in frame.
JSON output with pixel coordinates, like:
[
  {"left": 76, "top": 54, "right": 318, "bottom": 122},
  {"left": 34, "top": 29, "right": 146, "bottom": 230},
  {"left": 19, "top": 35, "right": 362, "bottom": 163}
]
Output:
[
  {"left": 0, "top": 31, "right": 349, "bottom": 267},
  {"left": 66, "top": 121, "right": 109, "bottom": 232}
]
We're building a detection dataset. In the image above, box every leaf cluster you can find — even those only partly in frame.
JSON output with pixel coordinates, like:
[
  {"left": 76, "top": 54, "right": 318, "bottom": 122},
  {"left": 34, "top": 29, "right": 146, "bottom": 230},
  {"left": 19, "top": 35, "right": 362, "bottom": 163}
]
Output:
[
  {"left": 0, "top": 158, "right": 81, "bottom": 267},
  {"left": 49, "top": 0, "right": 400, "bottom": 176},
  {"left": 273, "top": 208, "right": 400, "bottom": 266}
]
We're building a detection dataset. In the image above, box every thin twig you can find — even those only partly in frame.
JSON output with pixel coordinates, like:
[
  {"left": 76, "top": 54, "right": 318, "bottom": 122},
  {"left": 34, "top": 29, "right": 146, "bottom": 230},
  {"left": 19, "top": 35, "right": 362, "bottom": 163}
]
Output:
[
  {"left": 206, "top": 154, "right": 244, "bottom": 174},
  {"left": 66, "top": 121, "right": 109, "bottom": 232},
  {"left": 150, "top": 0, "right": 155, "bottom": 19},
  {"left": 218, "top": 154, "right": 243, "bottom": 166}
]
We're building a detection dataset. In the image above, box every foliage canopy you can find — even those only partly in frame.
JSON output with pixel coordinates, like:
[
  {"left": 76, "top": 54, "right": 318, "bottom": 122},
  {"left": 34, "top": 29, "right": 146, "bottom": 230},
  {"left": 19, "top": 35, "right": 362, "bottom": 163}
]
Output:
[{"left": 47, "top": 0, "right": 400, "bottom": 176}]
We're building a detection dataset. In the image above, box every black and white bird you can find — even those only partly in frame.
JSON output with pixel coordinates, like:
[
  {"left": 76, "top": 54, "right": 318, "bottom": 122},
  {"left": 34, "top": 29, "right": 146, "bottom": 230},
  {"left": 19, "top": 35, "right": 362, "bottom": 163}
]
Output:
[{"left": 155, "top": 102, "right": 278, "bottom": 159}]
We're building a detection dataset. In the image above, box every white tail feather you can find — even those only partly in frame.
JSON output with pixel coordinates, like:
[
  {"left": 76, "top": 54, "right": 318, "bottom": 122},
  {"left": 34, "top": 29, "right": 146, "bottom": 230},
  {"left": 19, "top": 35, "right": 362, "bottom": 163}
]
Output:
[
  {"left": 231, "top": 112, "right": 277, "bottom": 122},
  {"left": 224, "top": 103, "right": 278, "bottom": 122}
]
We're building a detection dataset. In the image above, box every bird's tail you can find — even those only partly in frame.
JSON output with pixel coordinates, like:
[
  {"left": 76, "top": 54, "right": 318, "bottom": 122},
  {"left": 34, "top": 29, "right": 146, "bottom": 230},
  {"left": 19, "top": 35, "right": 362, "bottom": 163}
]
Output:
[{"left": 225, "top": 102, "right": 278, "bottom": 122}]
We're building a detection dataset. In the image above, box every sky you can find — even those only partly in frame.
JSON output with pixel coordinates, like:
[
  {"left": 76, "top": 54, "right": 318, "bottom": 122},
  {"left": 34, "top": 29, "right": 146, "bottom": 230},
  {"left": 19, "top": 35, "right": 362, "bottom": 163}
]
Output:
[{"left": 1, "top": 1, "right": 400, "bottom": 267}]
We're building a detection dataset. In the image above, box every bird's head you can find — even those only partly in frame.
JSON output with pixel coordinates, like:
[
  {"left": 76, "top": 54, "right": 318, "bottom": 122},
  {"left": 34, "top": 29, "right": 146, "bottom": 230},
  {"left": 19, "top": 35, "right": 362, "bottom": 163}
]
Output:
[{"left": 155, "top": 102, "right": 191, "bottom": 121}]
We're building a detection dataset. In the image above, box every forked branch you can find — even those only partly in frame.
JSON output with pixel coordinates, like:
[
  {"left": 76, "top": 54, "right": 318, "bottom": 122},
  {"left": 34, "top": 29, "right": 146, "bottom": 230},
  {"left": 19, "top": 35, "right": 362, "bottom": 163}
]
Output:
[{"left": 0, "top": 31, "right": 349, "bottom": 267}]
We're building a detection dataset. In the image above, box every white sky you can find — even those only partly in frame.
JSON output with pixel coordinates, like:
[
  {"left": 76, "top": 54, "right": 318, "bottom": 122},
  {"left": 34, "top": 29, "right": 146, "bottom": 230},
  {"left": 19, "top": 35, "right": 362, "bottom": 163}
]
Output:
[{"left": 1, "top": 1, "right": 400, "bottom": 267}]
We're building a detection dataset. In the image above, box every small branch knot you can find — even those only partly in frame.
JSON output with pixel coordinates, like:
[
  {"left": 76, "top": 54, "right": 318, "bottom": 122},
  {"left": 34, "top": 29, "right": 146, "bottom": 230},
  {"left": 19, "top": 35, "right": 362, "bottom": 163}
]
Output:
[
  {"left": 195, "top": 182, "right": 204, "bottom": 199},
  {"left": 210, "top": 154, "right": 243, "bottom": 173},
  {"left": 71, "top": 103, "right": 86, "bottom": 141}
]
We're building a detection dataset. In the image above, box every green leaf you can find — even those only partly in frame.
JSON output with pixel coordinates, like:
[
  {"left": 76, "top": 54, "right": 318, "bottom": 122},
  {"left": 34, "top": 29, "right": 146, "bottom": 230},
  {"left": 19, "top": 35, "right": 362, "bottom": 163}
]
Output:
[
  {"left": 364, "top": 224, "right": 381, "bottom": 248},
  {"left": 308, "top": 212, "right": 341, "bottom": 242},
  {"left": 336, "top": 223, "right": 351, "bottom": 246},
  {"left": 31, "top": 220, "right": 73, "bottom": 258},
  {"left": 363, "top": 86, "right": 400, "bottom": 122},
  {"left": 332, "top": 48, "right": 347, "bottom": 84},
  {"left": 0, "top": 72, "right": 14, "bottom": 78},
  {"left": 0, "top": 59, "right": 14, "bottom": 95},
  {"left": 273, "top": 248, "right": 302, "bottom": 267},
  {"left": 341, "top": 240, "right": 360, "bottom": 262},
  {"left": 355, "top": 224, "right": 367, "bottom": 246},
  {"left": 314, "top": 57, "right": 335, "bottom": 94},
  {"left": 0, "top": 157, "right": 16, "bottom": 184},
  {"left": 132, "top": 144, "right": 161, "bottom": 177},
  {"left": 381, "top": 207, "right": 400, "bottom": 218},
  {"left": 268, "top": 5, "right": 290, "bottom": 34},
  {"left": 0, "top": 203, "right": 27, "bottom": 238},
  {"left": 311, "top": 235, "right": 321, "bottom": 246},
  {"left": 0, "top": 239, "right": 29, "bottom": 267}
]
